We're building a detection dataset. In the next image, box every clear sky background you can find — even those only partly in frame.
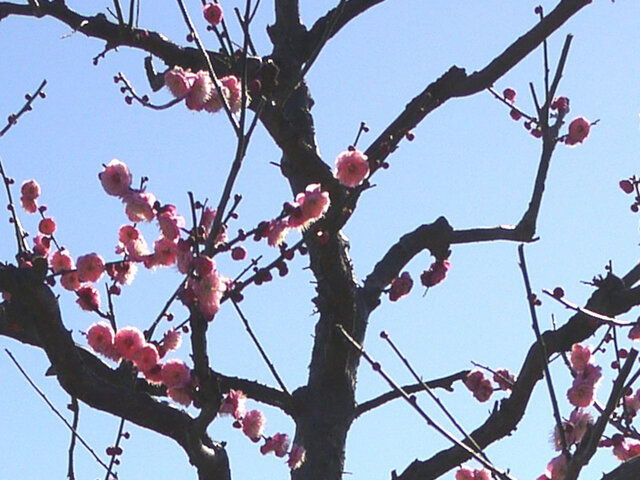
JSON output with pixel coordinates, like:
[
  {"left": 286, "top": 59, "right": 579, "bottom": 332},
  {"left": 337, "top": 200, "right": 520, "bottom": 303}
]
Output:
[{"left": 2, "top": 1, "right": 640, "bottom": 479}]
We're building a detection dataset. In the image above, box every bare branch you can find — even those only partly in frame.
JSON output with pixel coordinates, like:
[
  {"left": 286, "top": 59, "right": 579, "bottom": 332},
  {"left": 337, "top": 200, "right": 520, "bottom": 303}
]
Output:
[{"left": 355, "top": 371, "right": 469, "bottom": 418}]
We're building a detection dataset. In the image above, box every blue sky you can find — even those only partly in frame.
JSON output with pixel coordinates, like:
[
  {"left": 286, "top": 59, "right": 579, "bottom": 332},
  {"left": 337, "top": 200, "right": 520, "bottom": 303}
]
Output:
[{"left": 2, "top": 1, "right": 640, "bottom": 479}]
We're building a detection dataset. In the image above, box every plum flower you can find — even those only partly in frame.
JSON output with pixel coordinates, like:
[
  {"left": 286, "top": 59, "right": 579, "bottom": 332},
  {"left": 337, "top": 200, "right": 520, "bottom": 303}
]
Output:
[
  {"left": 567, "top": 377, "right": 595, "bottom": 407},
  {"left": 220, "top": 390, "right": 247, "bottom": 419},
  {"left": 389, "top": 272, "right": 413, "bottom": 301},
  {"left": 565, "top": 117, "right": 590, "bottom": 146},
  {"left": 20, "top": 179, "right": 40, "bottom": 213},
  {"left": 161, "top": 359, "right": 191, "bottom": 389},
  {"left": 99, "top": 159, "right": 132, "bottom": 197},
  {"left": 132, "top": 343, "right": 160, "bottom": 372},
  {"left": 167, "top": 387, "right": 193, "bottom": 407},
  {"left": 123, "top": 191, "right": 156, "bottom": 223},
  {"left": 242, "top": 409, "right": 265, "bottom": 442},
  {"left": 51, "top": 250, "right": 74, "bottom": 273},
  {"left": 164, "top": 67, "right": 195, "bottom": 98},
  {"left": 114, "top": 326, "right": 145, "bottom": 360},
  {"left": 464, "top": 370, "right": 493, "bottom": 402},
  {"left": 162, "top": 328, "right": 182, "bottom": 352},
  {"left": 203, "top": 2, "right": 223, "bottom": 26},
  {"left": 570, "top": 344, "right": 592, "bottom": 372},
  {"left": 420, "top": 260, "right": 450, "bottom": 288},
  {"left": 76, "top": 285, "right": 100, "bottom": 311},
  {"left": 335, "top": 149, "right": 369, "bottom": 187},
  {"left": 76, "top": 253, "right": 105, "bottom": 283},
  {"left": 288, "top": 184, "right": 330, "bottom": 230},
  {"left": 185, "top": 71, "right": 213, "bottom": 111},
  {"left": 287, "top": 444, "right": 306, "bottom": 470},
  {"left": 260, "top": 433, "right": 290, "bottom": 457},
  {"left": 86, "top": 321, "right": 117, "bottom": 359}
]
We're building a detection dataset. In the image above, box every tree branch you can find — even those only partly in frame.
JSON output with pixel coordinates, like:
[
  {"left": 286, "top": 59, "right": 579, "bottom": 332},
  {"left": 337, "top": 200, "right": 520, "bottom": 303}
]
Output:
[
  {"left": 0, "top": 262, "right": 230, "bottom": 480},
  {"left": 396, "top": 271, "right": 639, "bottom": 480},
  {"left": 355, "top": 370, "right": 468, "bottom": 418}
]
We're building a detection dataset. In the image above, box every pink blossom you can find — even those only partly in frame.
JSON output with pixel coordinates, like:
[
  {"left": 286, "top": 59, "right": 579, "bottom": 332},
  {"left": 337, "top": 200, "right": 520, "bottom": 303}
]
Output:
[
  {"left": 164, "top": 67, "right": 195, "bottom": 98},
  {"left": 623, "top": 389, "right": 640, "bottom": 416},
  {"left": 570, "top": 343, "right": 592, "bottom": 372},
  {"left": 118, "top": 225, "right": 140, "bottom": 243},
  {"left": 545, "top": 454, "right": 568, "bottom": 480},
  {"left": 20, "top": 197, "right": 38, "bottom": 214},
  {"left": 76, "top": 253, "right": 105, "bottom": 283},
  {"left": 581, "top": 363, "right": 602, "bottom": 385},
  {"left": 38, "top": 217, "right": 56, "bottom": 235},
  {"left": 185, "top": 71, "right": 213, "bottom": 111},
  {"left": 203, "top": 83, "right": 228, "bottom": 113},
  {"left": 132, "top": 343, "right": 160, "bottom": 372},
  {"left": 242, "top": 409, "right": 265, "bottom": 442},
  {"left": 464, "top": 370, "right": 493, "bottom": 402},
  {"left": 493, "top": 368, "right": 516, "bottom": 390},
  {"left": 565, "top": 117, "right": 590, "bottom": 146},
  {"left": 21, "top": 179, "right": 40, "bottom": 201},
  {"left": 60, "top": 271, "right": 81, "bottom": 291},
  {"left": 123, "top": 191, "right": 156, "bottom": 223},
  {"left": 167, "top": 387, "right": 192, "bottom": 407},
  {"left": 86, "top": 321, "right": 116, "bottom": 357},
  {"left": 114, "top": 326, "right": 145, "bottom": 360},
  {"left": 473, "top": 469, "right": 491, "bottom": 480},
  {"left": 553, "top": 408, "right": 593, "bottom": 450},
  {"left": 420, "top": 260, "right": 450, "bottom": 288},
  {"left": 143, "top": 364, "right": 163, "bottom": 384},
  {"left": 162, "top": 328, "right": 182, "bottom": 352},
  {"left": 33, "top": 234, "right": 51, "bottom": 257},
  {"left": 51, "top": 250, "right": 74, "bottom": 273},
  {"left": 153, "top": 237, "right": 178, "bottom": 266},
  {"left": 76, "top": 285, "right": 101, "bottom": 311},
  {"left": 161, "top": 359, "right": 191, "bottom": 389},
  {"left": 221, "top": 75, "right": 242, "bottom": 113},
  {"left": 455, "top": 468, "right": 474, "bottom": 480},
  {"left": 157, "top": 206, "right": 185, "bottom": 241},
  {"left": 99, "top": 159, "right": 132, "bottom": 197},
  {"left": 220, "top": 390, "right": 247, "bottom": 419},
  {"left": 567, "top": 378, "right": 595, "bottom": 407},
  {"left": 288, "top": 184, "right": 330, "bottom": 230},
  {"left": 628, "top": 320, "right": 640, "bottom": 341},
  {"left": 266, "top": 218, "right": 291, "bottom": 247},
  {"left": 177, "top": 239, "right": 193, "bottom": 274},
  {"left": 389, "top": 272, "right": 413, "bottom": 302},
  {"left": 203, "top": 2, "right": 223, "bottom": 26},
  {"left": 260, "top": 433, "right": 290, "bottom": 457},
  {"left": 106, "top": 261, "right": 137, "bottom": 285},
  {"left": 200, "top": 207, "right": 217, "bottom": 231},
  {"left": 287, "top": 444, "right": 306, "bottom": 470},
  {"left": 335, "top": 149, "right": 370, "bottom": 187},
  {"left": 550, "top": 96, "right": 569, "bottom": 111}
]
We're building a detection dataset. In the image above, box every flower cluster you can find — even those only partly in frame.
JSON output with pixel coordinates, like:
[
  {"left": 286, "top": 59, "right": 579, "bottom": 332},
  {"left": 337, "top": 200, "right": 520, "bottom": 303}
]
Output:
[
  {"left": 86, "top": 323, "right": 190, "bottom": 405},
  {"left": 600, "top": 434, "right": 640, "bottom": 462},
  {"left": 500, "top": 87, "right": 591, "bottom": 144},
  {"left": 464, "top": 368, "right": 516, "bottom": 403},
  {"left": 164, "top": 67, "right": 242, "bottom": 114},
  {"left": 255, "top": 183, "right": 330, "bottom": 248},
  {"left": 219, "top": 390, "right": 306, "bottom": 470},
  {"left": 552, "top": 408, "right": 593, "bottom": 451},
  {"left": 537, "top": 454, "right": 568, "bottom": 480},
  {"left": 20, "top": 179, "right": 41, "bottom": 214},
  {"left": 455, "top": 466, "right": 491, "bottom": 480},
  {"left": 566, "top": 343, "right": 602, "bottom": 408}
]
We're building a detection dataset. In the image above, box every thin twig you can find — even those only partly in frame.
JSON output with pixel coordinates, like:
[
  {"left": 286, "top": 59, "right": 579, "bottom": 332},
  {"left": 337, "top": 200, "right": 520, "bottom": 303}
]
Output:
[
  {"left": 381, "top": 332, "right": 486, "bottom": 459},
  {"left": 104, "top": 417, "right": 127, "bottom": 480},
  {"left": 542, "top": 289, "right": 634, "bottom": 326},
  {"left": 5, "top": 349, "right": 114, "bottom": 474},
  {"left": 231, "top": 299, "right": 290, "bottom": 395},
  {"left": 518, "top": 244, "right": 569, "bottom": 454},
  {"left": 67, "top": 397, "right": 79, "bottom": 480},
  {"left": 337, "top": 326, "right": 517, "bottom": 480},
  {"left": 0, "top": 79, "right": 47, "bottom": 138}
]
